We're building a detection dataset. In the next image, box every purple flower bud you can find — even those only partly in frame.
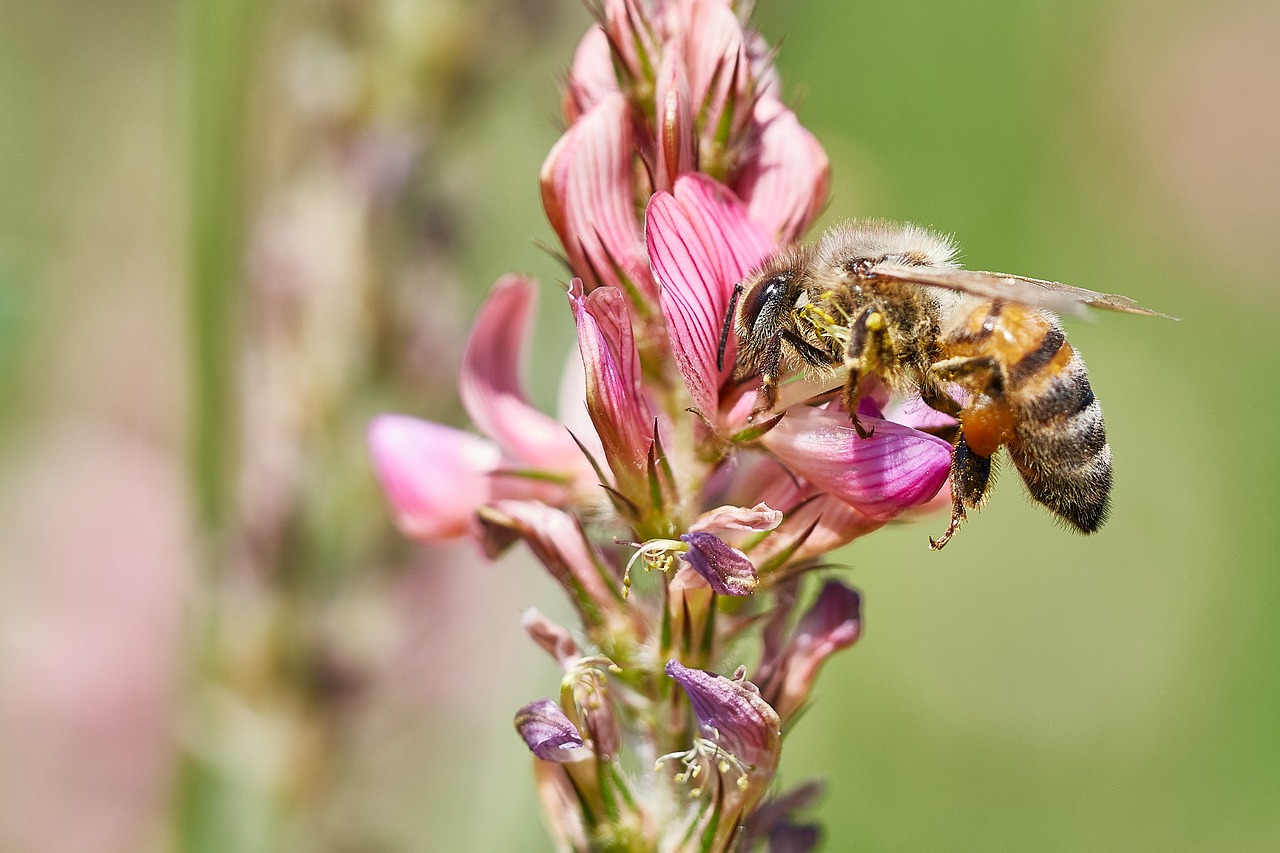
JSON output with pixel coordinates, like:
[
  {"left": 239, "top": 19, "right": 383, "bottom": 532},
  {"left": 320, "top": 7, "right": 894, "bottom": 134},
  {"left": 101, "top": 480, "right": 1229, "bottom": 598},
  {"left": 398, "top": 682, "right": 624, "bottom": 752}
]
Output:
[
  {"left": 665, "top": 660, "right": 780, "bottom": 774},
  {"left": 515, "top": 698, "right": 585, "bottom": 762},
  {"left": 679, "top": 532, "right": 758, "bottom": 596}
]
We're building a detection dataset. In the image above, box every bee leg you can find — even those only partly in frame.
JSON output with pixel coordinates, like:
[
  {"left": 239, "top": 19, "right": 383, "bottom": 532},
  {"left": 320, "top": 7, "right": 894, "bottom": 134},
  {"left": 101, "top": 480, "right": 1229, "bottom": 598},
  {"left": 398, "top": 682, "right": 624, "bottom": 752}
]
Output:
[
  {"left": 920, "top": 382, "right": 962, "bottom": 418},
  {"left": 842, "top": 305, "right": 890, "bottom": 438},
  {"left": 929, "top": 355, "right": 1005, "bottom": 397},
  {"left": 751, "top": 335, "right": 785, "bottom": 421},
  {"left": 930, "top": 431, "right": 994, "bottom": 550}
]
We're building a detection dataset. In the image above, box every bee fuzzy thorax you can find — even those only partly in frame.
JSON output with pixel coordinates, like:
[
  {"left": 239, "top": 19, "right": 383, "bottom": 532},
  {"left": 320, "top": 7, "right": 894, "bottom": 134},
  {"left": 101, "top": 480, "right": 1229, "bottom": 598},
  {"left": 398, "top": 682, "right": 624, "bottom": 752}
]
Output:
[{"left": 815, "top": 219, "right": 960, "bottom": 271}]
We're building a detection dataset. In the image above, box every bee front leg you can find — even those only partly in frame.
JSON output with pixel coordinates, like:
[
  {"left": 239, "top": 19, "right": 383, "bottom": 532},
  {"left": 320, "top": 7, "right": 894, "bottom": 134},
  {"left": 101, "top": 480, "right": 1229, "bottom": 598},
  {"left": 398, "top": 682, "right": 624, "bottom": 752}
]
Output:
[
  {"left": 930, "top": 431, "right": 994, "bottom": 550},
  {"left": 751, "top": 335, "right": 785, "bottom": 422}
]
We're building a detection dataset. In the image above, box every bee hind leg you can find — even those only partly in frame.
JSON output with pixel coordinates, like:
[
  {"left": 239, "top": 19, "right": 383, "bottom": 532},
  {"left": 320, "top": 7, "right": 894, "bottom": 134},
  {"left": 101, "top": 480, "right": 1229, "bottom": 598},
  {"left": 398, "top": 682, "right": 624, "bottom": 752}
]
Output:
[{"left": 930, "top": 431, "right": 994, "bottom": 550}]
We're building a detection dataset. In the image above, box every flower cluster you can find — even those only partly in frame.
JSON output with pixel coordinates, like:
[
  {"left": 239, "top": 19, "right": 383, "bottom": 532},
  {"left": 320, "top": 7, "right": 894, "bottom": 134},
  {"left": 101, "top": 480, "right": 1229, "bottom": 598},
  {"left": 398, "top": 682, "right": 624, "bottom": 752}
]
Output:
[{"left": 368, "top": 2, "right": 954, "bottom": 850}]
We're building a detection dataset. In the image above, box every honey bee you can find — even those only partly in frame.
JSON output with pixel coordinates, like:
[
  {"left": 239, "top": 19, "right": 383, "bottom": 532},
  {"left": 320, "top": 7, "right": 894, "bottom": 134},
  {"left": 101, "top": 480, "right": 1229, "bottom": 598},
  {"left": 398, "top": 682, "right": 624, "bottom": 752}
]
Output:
[{"left": 719, "top": 220, "right": 1170, "bottom": 549}]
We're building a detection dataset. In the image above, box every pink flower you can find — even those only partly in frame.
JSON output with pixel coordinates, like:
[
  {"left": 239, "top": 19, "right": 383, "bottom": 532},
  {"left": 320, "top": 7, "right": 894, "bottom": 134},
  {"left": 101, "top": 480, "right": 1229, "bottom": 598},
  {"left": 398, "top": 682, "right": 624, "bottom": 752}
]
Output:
[{"left": 368, "top": 276, "right": 597, "bottom": 545}]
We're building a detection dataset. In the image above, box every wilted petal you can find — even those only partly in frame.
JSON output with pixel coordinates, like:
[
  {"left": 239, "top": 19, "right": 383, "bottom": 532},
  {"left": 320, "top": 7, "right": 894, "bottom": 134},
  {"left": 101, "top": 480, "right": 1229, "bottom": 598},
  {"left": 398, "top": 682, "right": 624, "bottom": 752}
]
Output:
[
  {"left": 646, "top": 175, "right": 773, "bottom": 416},
  {"left": 565, "top": 25, "right": 619, "bottom": 123},
  {"left": 515, "top": 698, "right": 584, "bottom": 761},
  {"left": 367, "top": 415, "right": 498, "bottom": 543},
  {"left": 654, "top": 49, "right": 695, "bottom": 192},
  {"left": 768, "top": 825, "right": 823, "bottom": 853},
  {"left": 689, "top": 502, "right": 783, "bottom": 534},
  {"left": 665, "top": 660, "right": 780, "bottom": 776},
  {"left": 679, "top": 531, "right": 758, "bottom": 596},
  {"left": 734, "top": 97, "right": 830, "bottom": 243},
  {"left": 521, "top": 607, "right": 580, "bottom": 669},
  {"left": 753, "top": 492, "right": 885, "bottom": 568},
  {"left": 477, "top": 501, "right": 624, "bottom": 633},
  {"left": 769, "top": 580, "right": 862, "bottom": 720},
  {"left": 541, "top": 94, "right": 655, "bottom": 300},
  {"left": 762, "top": 406, "right": 951, "bottom": 520},
  {"left": 534, "top": 762, "right": 589, "bottom": 851},
  {"left": 569, "top": 281, "right": 654, "bottom": 487},
  {"left": 459, "top": 275, "right": 589, "bottom": 477}
]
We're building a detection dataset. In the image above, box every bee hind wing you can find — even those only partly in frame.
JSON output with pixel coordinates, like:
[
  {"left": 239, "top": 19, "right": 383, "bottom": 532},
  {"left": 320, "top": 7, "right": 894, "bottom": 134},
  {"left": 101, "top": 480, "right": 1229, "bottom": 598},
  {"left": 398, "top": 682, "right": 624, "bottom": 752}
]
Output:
[{"left": 871, "top": 265, "right": 1174, "bottom": 319}]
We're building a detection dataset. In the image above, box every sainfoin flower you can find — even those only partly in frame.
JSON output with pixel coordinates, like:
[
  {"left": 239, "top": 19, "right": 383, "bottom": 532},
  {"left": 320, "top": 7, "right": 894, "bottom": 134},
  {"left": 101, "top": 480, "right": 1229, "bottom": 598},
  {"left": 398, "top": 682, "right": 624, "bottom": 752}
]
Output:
[{"left": 368, "top": 1, "right": 958, "bottom": 848}]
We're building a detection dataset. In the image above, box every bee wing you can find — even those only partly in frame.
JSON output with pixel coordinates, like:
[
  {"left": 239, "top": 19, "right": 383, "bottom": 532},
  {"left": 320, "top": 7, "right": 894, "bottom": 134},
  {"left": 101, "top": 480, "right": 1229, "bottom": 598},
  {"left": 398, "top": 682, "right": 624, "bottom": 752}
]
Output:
[{"left": 872, "top": 264, "right": 1174, "bottom": 319}]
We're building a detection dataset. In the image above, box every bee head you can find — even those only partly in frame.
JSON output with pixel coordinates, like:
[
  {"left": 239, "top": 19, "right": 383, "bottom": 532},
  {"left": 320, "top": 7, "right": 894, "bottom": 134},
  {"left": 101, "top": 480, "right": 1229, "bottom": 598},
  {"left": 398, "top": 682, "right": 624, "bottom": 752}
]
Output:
[{"left": 718, "top": 245, "right": 811, "bottom": 372}]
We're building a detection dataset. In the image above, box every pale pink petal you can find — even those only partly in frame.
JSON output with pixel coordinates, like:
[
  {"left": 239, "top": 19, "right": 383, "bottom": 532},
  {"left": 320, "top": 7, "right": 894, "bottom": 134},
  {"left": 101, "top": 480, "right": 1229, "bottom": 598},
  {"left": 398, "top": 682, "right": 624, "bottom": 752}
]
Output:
[
  {"left": 367, "top": 415, "right": 499, "bottom": 542},
  {"left": 654, "top": 49, "right": 695, "bottom": 193},
  {"left": 735, "top": 98, "right": 830, "bottom": 244},
  {"left": 761, "top": 406, "right": 952, "bottom": 520},
  {"left": 690, "top": 502, "right": 783, "bottom": 534},
  {"left": 569, "top": 281, "right": 654, "bottom": 487},
  {"left": 541, "top": 94, "right": 655, "bottom": 301},
  {"left": 459, "top": 275, "right": 587, "bottom": 476},
  {"left": 646, "top": 176, "right": 774, "bottom": 416},
  {"left": 565, "top": 25, "right": 620, "bottom": 123}
]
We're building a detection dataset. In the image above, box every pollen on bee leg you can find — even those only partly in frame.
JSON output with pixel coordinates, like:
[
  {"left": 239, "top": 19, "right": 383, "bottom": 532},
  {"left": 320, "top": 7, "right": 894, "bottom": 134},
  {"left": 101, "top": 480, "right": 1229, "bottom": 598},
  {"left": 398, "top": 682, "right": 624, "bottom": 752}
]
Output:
[{"left": 865, "top": 311, "right": 885, "bottom": 332}]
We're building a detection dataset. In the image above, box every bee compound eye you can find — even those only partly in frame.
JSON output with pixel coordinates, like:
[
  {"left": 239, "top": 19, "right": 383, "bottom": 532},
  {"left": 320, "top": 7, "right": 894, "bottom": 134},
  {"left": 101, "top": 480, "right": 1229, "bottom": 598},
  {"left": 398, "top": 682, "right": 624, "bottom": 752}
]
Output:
[{"left": 742, "top": 275, "right": 791, "bottom": 328}]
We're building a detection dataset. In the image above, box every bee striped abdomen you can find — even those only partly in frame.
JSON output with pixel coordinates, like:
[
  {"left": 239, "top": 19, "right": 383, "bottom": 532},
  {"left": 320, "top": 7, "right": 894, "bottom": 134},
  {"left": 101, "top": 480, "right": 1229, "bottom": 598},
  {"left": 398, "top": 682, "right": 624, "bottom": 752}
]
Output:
[
  {"left": 942, "top": 303, "right": 1113, "bottom": 533},
  {"left": 1006, "top": 336, "right": 1112, "bottom": 533}
]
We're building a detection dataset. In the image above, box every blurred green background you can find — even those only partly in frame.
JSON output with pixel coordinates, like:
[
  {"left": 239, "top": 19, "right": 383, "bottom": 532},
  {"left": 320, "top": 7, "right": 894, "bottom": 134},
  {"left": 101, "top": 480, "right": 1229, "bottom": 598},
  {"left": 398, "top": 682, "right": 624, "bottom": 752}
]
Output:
[{"left": 2, "top": 0, "right": 1278, "bottom": 850}]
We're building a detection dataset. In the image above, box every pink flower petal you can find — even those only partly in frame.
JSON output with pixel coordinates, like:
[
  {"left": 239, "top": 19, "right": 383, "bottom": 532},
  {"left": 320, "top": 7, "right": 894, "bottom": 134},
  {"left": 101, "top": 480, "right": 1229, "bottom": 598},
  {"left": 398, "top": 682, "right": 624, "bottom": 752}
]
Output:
[
  {"left": 682, "top": 0, "right": 753, "bottom": 147},
  {"left": 564, "top": 25, "right": 620, "bottom": 123},
  {"left": 734, "top": 97, "right": 830, "bottom": 243},
  {"left": 367, "top": 415, "right": 499, "bottom": 542},
  {"left": 569, "top": 281, "right": 654, "bottom": 487},
  {"left": 646, "top": 176, "right": 773, "bottom": 416},
  {"left": 541, "top": 94, "right": 655, "bottom": 301},
  {"left": 761, "top": 406, "right": 952, "bottom": 520},
  {"left": 459, "top": 275, "right": 588, "bottom": 476},
  {"left": 596, "top": 0, "right": 660, "bottom": 88}
]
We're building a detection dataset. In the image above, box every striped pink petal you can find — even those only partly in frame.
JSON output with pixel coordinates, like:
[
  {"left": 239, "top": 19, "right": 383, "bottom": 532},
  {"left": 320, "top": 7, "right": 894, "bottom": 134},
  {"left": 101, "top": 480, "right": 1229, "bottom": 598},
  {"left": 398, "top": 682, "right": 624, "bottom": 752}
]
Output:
[
  {"left": 761, "top": 406, "right": 951, "bottom": 520},
  {"left": 646, "top": 175, "right": 773, "bottom": 416},
  {"left": 734, "top": 97, "right": 830, "bottom": 244},
  {"left": 564, "top": 25, "right": 620, "bottom": 123},
  {"left": 366, "top": 415, "right": 499, "bottom": 543},
  {"left": 459, "top": 275, "right": 587, "bottom": 476},
  {"left": 569, "top": 281, "right": 654, "bottom": 487},
  {"left": 541, "top": 94, "right": 655, "bottom": 300}
]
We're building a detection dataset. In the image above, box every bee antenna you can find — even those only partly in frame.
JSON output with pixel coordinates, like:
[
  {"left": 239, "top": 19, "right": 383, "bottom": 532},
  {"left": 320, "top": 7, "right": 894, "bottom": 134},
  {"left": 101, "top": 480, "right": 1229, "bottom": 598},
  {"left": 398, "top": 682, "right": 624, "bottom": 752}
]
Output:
[{"left": 718, "top": 282, "right": 744, "bottom": 372}]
